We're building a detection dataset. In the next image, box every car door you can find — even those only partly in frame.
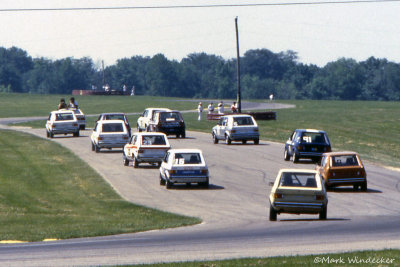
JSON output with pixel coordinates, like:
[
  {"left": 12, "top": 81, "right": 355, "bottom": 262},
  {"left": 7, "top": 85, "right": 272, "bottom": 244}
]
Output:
[
  {"left": 216, "top": 117, "right": 227, "bottom": 138},
  {"left": 138, "top": 110, "right": 147, "bottom": 129},
  {"left": 92, "top": 123, "right": 99, "bottom": 144},
  {"left": 286, "top": 131, "right": 297, "bottom": 156},
  {"left": 160, "top": 151, "right": 170, "bottom": 178}
]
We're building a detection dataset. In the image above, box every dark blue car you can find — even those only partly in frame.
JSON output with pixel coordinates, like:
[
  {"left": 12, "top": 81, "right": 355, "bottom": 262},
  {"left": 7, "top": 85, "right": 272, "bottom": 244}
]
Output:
[{"left": 284, "top": 129, "right": 331, "bottom": 163}]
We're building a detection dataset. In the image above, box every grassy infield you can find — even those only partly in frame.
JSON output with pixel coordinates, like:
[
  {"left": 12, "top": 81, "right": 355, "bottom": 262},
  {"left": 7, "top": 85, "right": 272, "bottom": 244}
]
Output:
[{"left": 1, "top": 93, "right": 399, "bottom": 265}]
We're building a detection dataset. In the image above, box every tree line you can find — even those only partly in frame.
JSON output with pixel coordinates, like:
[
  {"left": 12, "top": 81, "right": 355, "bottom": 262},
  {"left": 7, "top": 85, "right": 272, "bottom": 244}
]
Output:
[{"left": 1, "top": 46, "right": 400, "bottom": 101}]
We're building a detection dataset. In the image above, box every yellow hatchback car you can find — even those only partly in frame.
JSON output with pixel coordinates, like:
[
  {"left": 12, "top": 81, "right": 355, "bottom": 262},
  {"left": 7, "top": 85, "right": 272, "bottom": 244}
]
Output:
[{"left": 269, "top": 169, "right": 328, "bottom": 221}]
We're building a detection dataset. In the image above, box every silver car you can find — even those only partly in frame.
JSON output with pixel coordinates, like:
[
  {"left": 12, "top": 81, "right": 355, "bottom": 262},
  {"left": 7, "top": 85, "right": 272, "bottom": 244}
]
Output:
[{"left": 212, "top": 114, "right": 259, "bottom": 145}]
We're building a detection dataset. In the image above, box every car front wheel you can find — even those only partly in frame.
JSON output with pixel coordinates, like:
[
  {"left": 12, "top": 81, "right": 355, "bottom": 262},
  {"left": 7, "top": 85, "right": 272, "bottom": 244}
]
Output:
[
  {"left": 269, "top": 205, "right": 277, "bottom": 221},
  {"left": 159, "top": 174, "right": 166, "bottom": 185},
  {"left": 123, "top": 154, "right": 129, "bottom": 166},
  {"left": 166, "top": 179, "right": 173, "bottom": 189},
  {"left": 292, "top": 153, "right": 299, "bottom": 163},
  {"left": 319, "top": 205, "right": 327, "bottom": 220},
  {"left": 212, "top": 133, "right": 218, "bottom": 144},
  {"left": 225, "top": 135, "right": 232, "bottom": 145},
  {"left": 133, "top": 156, "right": 139, "bottom": 168}
]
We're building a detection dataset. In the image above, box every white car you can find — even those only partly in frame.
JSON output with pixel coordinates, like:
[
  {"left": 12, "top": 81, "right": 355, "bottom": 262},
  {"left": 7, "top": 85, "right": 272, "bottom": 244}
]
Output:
[
  {"left": 137, "top": 108, "right": 171, "bottom": 132},
  {"left": 159, "top": 149, "right": 209, "bottom": 189},
  {"left": 123, "top": 132, "right": 171, "bottom": 168},
  {"left": 46, "top": 110, "right": 80, "bottom": 138},
  {"left": 269, "top": 169, "right": 328, "bottom": 221},
  {"left": 212, "top": 114, "right": 259, "bottom": 145},
  {"left": 69, "top": 108, "right": 86, "bottom": 130},
  {"left": 91, "top": 120, "right": 130, "bottom": 152}
]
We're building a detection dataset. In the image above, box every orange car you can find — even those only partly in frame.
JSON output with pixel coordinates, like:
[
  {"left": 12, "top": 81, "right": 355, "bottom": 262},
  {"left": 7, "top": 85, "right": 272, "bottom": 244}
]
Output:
[{"left": 316, "top": 152, "right": 367, "bottom": 191}]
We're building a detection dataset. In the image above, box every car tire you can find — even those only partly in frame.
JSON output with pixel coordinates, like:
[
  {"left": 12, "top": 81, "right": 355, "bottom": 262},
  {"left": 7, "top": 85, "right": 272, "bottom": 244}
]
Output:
[
  {"left": 133, "top": 156, "right": 139, "bottom": 168},
  {"left": 137, "top": 124, "right": 142, "bottom": 132},
  {"left": 176, "top": 134, "right": 180, "bottom": 138},
  {"left": 361, "top": 181, "right": 367, "bottom": 192},
  {"left": 73, "top": 131, "right": 79, "bottom": 137},
  {"left": 284, "top": 148, "right": 290, "bottom": 161},
  {"left": 49, "top": 131, "right": 54, "bottom": 138},
  {"left": 46, "top": 130, "right": 50, "bottom": 138},
  {"left": 254, "top": 139, "right": 259, "bottom": 145},
  {"left": 319, "top": 206, "right": 327, "bottom": 220},
  {"left": 212, "top": 133, "right": 218, "bottom": 144},
  {"left": 225, "top": 135, "right": 231, "bottom": 145},
  {"left": 95, "top": 145, "right": 100, "bottom": 153},
  {"left": 159, "top": 174, "right": 166, "bottom": 186},
  {"left": 145, "top": 125, "right": 150, "bottom": 132},
  {"left": 181, "top": 132, "right": 186, "bottom": 138},
  {"left": 242, "top": 140, "right": 247, "bottom": 144},
  {"left": 123, "top": 154, "right": 129, "bottom": 166},
  {"left": 269, "top": 205, "right": 277, "bottom": 221},
  {"left": 353, "top": 184, "right": 360, "bottom": 191},
  {"left": 199, "top": 180, "right": 209, "bottom": 188},
  {"left": 166, "top": 179, "right": 173, "bottom": 189},
  {"left": 91, "top": 142, "right": 95, "bottom": 151},
  {"left": 292, "top": 153, "right": 299, "bottom": 163}
]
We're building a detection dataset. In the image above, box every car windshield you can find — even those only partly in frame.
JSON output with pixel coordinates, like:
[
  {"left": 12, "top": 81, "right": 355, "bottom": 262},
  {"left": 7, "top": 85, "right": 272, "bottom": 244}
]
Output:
[
  {"left": 160, "top": 112, "right": 181, "bottom": 121},
  {"left": 233, "top": 117, "right": 254, "bottom": 126},
  {"left": 104, "top": 114, "right": 125, "bottom": 121},
  {"left": 279, "top": 172, "right": 318, "bottom": 188},
  {"left": 142, "top": 135, "right": 166, "bottom": 145},
  {"left": 55, "top": 113, "right": 74, "bottom": 121},
  {"left": 102, "top": 123, "right": 124, "bottom": 132},
  {"left": 332, "top": 155, "right": 359, "bottom": 167},
  {"left": 173, "top": 153, "right": 202, "bottom": 165},
  {"left": 301, "top": 132, "right": 327, "bottom": 144}
]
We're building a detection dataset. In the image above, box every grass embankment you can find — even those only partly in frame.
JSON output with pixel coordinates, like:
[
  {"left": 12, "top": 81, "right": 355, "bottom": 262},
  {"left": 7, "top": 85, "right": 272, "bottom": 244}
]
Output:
[
  {"left": 133, "top": 250, "right": 400, "bottom": 266},
  {"left": 0, "top": 130, "right": 200, "bottom": 242}
]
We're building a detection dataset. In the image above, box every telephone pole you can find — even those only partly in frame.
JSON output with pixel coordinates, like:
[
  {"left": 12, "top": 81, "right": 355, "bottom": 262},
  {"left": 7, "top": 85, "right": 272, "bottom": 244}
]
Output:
[{"left": 235, "top": 17, "right": 242, "bottom": 113}]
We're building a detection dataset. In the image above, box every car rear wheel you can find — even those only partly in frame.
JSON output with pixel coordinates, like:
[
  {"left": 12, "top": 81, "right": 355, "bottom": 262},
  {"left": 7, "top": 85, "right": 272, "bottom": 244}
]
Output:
[
  {"left": 166, "top": 179, "right": 173, "bottom": 189},
  {"left": 284, "top": 148, "right": 290, "bottom": 161},
  {"left": 181, "top": 132, "right": 186, "bottom": 138},
  {"left": 91, "top": 142, "right": 95, "bottom": 151},
  {"left": 361, "top": 181, "right": 368, "bottom": 192},
  {"left": 49, "top": 131, "right": 54, "bottom": 138},
  {"left": 269, "top": 205, "right": 277, "bottom": 221},
  {"left": 212, "top": 133, "right": 218, "bottom": 144},
  {"left": 133, "top": 156, "right": 139, "bottom": 168},
  {"left": 199, "top": 180, "right": 209, "bottom": 188},
  {"left": 159, "top": 174, "right": 166, "bottom": 185},
  {"left": 46, "top": 130, "right": 50, "bottom": 138},
  {"left": 353, "top": 184, "right": 360, "bottom": 191},
  {"left": 254, "top": 139, "right": 259, "bottom": 145},
  {"left": 225, "top": 135, "right": 231, "bottom": 145},
  {"left": 95, "top": 145, "right": 100, "bottom": 153},
  {"left": 319, "top": 206, "right": 327, "bottom": 220},
  {"left": 292, "top": 153, "right": 299, "bottom": 163},
  {"left": 242, "top": 140, "right": 247, "bottom": 144},
  {"left": 73, "top": 131, "right": 79, "bottom": 137},
  {"left": 123, "top": 154, "right": 129, "bottom": 166}
]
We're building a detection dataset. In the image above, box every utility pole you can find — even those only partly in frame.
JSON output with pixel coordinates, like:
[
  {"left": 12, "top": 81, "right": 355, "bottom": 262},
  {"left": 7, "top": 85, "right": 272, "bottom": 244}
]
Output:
[
  {"left": 102, "top": 60, "right": 105, "bottom": 89},
  {"left": 235, "top": 17, "right": 242, "bottom": 113}
]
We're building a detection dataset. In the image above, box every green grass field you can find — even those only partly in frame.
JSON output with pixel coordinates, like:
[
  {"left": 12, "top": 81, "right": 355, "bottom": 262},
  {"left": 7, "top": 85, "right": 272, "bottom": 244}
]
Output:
[
  {"left": 5, "top": 93, "right": 400, "bottom": 168},
  {"left": 0, "top": 129, "right": 200, "bottom": 242},
  {"left": 130, "top": 249, "right": 400, "bottom": 266}
]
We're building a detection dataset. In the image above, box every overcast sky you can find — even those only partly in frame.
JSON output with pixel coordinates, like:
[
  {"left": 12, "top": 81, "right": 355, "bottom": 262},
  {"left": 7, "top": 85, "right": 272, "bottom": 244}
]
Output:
[{"left": 1, "top": 0, "right": 399, "bottom": 67}]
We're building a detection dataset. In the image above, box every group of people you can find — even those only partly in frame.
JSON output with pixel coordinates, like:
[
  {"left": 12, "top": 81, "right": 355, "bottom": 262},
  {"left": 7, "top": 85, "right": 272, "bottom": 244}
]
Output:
[
  {"left": 197, "top": 101, "right": 239, "bottom": 121},
  {"left": 58, "top": 97, "right": 78, "bottom": 110}
]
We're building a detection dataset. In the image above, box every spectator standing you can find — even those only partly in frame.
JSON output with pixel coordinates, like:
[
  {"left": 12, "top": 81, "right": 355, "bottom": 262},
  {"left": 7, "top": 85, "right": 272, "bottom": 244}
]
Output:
[
  {"left": 207, "top": 102, "right": 214, "bottom": 114},
  {"left": 217, "top": 101, "right": 224, "bottom": 114},
  {"left": 269, "top": 94, "right": 274, "bottom": 101},
  {"left": 68, "top": 97, "right": 78, "bottom": 109},
  {"left": 197, "top": 102, "right": 203, "bottom": 121},
  {"left": 58, "top": 98, "right": 67, "bottom": 110},
  {"left": 231, "top": 101, "right": 238, "bottom": 113}
]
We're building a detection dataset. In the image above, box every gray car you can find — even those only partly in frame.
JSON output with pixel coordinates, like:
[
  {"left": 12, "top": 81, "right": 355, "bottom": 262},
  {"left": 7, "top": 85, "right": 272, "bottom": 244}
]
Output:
[{"left": 212, "top": 114, "right": 259, "bottom": 145}]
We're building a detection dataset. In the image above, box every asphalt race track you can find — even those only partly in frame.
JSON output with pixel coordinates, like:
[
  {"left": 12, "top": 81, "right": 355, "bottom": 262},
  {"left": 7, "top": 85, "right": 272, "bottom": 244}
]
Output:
[{"left": 0, "top": 116, "right": 399, "bottom": 266}]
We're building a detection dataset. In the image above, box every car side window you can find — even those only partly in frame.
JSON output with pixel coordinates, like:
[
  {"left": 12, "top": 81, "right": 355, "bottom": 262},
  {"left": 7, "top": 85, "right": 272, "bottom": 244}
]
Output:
[
  {"left": 134, "top": 135, "right": 139, "bottom": 145},
  {"left": 290, "top": 131, "right": 296, "bottom": 141},
  {"left": 164, "top": 152, "right": 170, "bottom": 163},
  {"left": 130, "top": 135, "right": 135, "bottom": 144},
  {"left": 48, "top": 114, "right": 52, "bottom": 120},
  {"left": 93, "top": 123, "right": 98, "bottom": 132}
]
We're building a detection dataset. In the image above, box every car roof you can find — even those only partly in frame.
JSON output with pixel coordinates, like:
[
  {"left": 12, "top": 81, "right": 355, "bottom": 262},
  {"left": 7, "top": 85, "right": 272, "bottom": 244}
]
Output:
[
  {"left": 168, "top": 148, "right": 203, "bottom": 154},
  {"left": 296, "top": 129, "right": 326, "bottom": 133},
  {"left": 146, "top": 108, "right": 171, "bottom": 111},
  {"left": 222, "top": 114, "right": 254, "bottom": 118},
  {"left": 51, "top": 109, "right": 74, "bottom": 114},
  {"left": 96, "top": 119, "right": 125, "bottom": 124},
  {"left": 135, "top": 132, "right": 167, "bottom": 137},
  {"left": 100, "top": 113, "right": 126, "bottom": 116},
  {"left": 278, "top": 169, "right": 318, "bottom": 174},
  {"left": 323, "top": 151, "right": 358, "bottom": 156}
]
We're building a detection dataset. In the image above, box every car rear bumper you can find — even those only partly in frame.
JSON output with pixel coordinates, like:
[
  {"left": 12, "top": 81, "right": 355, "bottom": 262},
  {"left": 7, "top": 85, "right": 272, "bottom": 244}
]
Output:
[
  {"left": 272, "top": 201, "right": 324, "bottom": 213},
  {"left": 297, "top": 152, "right": 324, "bottom": 158},
  {"left": 327, "top": 177, "right": 366, "bottom": 185},
  {"left": 230, "top": 133, "right": 259, "bottom": 141},
  {"left": 169, "top": 176, "right": 208, "bottom": 183},
  {"left": 98, "top": 141, "right": 127, "bottom": 148},
  {"left": 137, "top": 156, "right": 164, "bottom": 163},
  {"left": 51, "top": 128, "right": 79, "bottom": 134}
]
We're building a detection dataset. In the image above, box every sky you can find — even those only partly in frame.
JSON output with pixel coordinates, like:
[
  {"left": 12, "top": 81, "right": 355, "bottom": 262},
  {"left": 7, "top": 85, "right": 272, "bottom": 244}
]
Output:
[{"left": 1, "top": 0, "right": 399, "bottom": 68}]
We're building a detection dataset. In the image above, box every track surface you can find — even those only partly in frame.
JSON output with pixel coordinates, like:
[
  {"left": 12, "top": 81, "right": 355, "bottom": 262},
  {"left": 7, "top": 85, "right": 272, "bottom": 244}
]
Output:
[{"left": 0, "top": 114, "right": 399, "bottom": 266}]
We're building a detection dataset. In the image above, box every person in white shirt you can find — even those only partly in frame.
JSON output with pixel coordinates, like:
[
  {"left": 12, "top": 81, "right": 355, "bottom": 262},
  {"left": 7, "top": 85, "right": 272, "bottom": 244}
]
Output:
[
  {"left": 197, "top": 102, "right": 203, "bottom": 121},
  {"left": 217, "top": 101, "right": 224, "bottom": 114},
  {"left": 207, "top": 102, "right": 214, "bottom": 114}
]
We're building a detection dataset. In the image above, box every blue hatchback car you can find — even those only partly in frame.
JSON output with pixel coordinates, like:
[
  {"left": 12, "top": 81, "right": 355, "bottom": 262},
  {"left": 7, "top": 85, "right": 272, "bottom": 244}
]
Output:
[{"left": 284, "top": 129, "right": 331, "bottom": 163}]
